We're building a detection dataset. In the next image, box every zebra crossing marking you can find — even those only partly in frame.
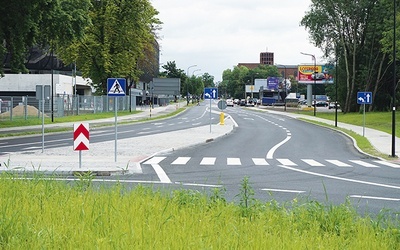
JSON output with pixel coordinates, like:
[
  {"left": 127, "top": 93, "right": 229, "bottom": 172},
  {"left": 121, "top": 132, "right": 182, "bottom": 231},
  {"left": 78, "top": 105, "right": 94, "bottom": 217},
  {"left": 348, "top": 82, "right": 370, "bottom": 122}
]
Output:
[
  {"left": 349, "top": 160, "right": 380, "bottom": 168},
  {"left": 374, "top": 160, "right": 400, "bottom": 168},
  {"left": 277, "top": 158, "right": 297, "bottom": 166},
  {"left": 142, "top": 156, "right": 399, "bottom": 170},
  {"left": 227, "top": 158, "right": 241, "bottom": 165},
  {"left": 143, "top": 156, "right": 166, "bottom": 164},
  {"left": 200, "top": 157, "right": 216, "bottom": 165},
  {"left": 302, "top": 159, "right": 325, "bottom": 167},
  {"left": 171, "top": 157, "right": 191, "bottom": 165},
  {"left": 326, "top": 160, "right": 352, "bottom": 167},
  {"left": 252, "top": 158, "right": 269, "bottom": 165}
]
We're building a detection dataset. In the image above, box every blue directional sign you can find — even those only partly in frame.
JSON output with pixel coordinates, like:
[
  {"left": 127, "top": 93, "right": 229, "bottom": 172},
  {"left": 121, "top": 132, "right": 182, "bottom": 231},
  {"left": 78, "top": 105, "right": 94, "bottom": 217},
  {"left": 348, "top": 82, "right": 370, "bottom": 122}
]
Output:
[
  {"left": 357, "top": 92, "right": 372, "bottom": 104},
  {"left": 204, "top": 87, "right": 218, "bottom": 99},
  {"left": 107, "top": 78, "right": 126, "bottom": 96}
]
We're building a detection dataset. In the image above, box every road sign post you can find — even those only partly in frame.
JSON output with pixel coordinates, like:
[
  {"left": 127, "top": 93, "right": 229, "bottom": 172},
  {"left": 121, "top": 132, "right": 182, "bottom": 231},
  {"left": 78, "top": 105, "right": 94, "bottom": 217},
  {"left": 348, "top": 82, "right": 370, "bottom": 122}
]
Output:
[
  {"left": 204, "top": 88, "right": 218, "bottom": 132},
  {"left": 357, "top": 92, "right": 373, "bottom": 136},
  {"left": 36, "top": 85, "right": 51, "bottom": 153},
  {"left": 107, "top": 78, "right": 126, "bottom": 162},
  {"left": 74, "top": 123, "right": 89, "bottom": 168}
]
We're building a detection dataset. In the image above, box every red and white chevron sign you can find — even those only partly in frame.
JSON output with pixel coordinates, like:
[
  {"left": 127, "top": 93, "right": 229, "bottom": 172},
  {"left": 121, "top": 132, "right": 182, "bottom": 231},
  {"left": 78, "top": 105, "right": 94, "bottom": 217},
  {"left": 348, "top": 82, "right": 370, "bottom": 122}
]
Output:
[{"left": 73, "top": 123, "right": 89, "bottom": 151}]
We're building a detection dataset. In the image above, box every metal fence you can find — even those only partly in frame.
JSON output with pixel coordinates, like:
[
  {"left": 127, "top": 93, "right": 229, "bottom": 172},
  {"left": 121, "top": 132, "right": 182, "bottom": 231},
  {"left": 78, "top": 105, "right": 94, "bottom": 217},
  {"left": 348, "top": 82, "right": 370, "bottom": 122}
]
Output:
[{"left": 0, "top": 95, "right": 140, "bottom": 121}]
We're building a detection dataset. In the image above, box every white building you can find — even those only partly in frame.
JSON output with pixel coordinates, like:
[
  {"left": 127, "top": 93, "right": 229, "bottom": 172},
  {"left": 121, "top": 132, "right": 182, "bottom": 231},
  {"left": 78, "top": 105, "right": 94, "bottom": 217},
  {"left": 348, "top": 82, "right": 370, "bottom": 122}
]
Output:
[{"left": 0, "top": 74, "right": 93, "bottom": 96}]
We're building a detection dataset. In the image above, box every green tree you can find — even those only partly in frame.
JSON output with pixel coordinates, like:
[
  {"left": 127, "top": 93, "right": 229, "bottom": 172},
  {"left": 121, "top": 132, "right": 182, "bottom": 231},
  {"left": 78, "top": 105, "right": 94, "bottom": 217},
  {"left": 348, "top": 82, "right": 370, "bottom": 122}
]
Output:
[
  {"left": 160, "top": 61, "right": 187, "bottom": 96},
  {"left": 301, "top": 0, "right": 395, "bottom": 112},
  {"left": 222, "top": 64, "right": 279, "bottom": 99},
  {"left": 0, "top": 0, "right": 90, "bottom": 75},
  {"left": 58, "top": 0, "right": 160, "bottom": 94}
]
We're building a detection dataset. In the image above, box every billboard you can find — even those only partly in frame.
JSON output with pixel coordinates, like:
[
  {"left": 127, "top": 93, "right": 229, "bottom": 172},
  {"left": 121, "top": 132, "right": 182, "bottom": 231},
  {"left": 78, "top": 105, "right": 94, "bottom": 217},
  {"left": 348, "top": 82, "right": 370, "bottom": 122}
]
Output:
[
  {"left": 298, "top": 65, "right": 334, "bottom": 84},
  {"left": 151, "top": 78, "right": 181, "bottom": 95},
  {"left": 254, "top": 77, "right": 284, "bottom": 91}
]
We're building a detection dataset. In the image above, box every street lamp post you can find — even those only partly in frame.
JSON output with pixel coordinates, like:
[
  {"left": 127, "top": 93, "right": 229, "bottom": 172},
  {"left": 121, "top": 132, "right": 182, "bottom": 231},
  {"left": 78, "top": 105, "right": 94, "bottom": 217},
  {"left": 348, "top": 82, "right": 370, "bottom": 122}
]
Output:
[
  {"left": 301, "top": 52, "right": 317, "bottom": 116},
  {"left": 186, "top": 65, "right": 197, "bottom": 105}
]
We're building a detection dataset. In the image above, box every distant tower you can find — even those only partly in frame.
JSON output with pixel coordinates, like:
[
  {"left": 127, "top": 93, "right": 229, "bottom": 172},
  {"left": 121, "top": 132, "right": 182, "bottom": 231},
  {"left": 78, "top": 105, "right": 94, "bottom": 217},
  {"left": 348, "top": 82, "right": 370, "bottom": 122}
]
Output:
[{"left": 260, "top": 50, "right": 274, "bottom": 65}]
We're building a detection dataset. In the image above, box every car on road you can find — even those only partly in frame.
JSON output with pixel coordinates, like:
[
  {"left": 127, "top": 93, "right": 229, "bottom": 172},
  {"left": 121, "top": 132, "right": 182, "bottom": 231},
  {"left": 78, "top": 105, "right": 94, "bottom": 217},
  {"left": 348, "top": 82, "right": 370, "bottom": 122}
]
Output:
[
  {"left": 328, "top": 102, "right": 340, "bottom": 109},
  {"left": 226, "top": 99, "right": 234, "bottom": 107},
  {"left": 239, "top": 99, "right": 246, "bottom": 106},
  {"left": 312, "top": 101, "right": 328, "bottom": 107},
  {"left": 245, "top": 101, "right": 255, "bottom": 107}
]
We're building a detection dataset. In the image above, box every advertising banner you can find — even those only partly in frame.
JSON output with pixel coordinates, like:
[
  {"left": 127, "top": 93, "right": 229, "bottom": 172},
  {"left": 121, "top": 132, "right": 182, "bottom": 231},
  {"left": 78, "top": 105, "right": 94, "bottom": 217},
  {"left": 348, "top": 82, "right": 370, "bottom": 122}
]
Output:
[
  {"left": 298, "top": 65, "right": 334, "bottom": 84},
  {"left": 267, "top": 77, "right": 280, "bottom": 90}
]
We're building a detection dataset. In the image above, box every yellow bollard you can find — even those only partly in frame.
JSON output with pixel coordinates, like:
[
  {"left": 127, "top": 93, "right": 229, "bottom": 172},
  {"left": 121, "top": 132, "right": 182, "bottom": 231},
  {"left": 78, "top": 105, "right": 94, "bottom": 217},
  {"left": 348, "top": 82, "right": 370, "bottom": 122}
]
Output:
[{"left": 220, "top": 112, "right": 224, "bottom": 125}]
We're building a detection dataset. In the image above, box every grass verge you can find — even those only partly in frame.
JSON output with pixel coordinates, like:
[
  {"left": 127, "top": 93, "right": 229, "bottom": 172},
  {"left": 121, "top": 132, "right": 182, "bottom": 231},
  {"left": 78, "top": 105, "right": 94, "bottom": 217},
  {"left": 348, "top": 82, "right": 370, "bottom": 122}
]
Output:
[{"left": 0, "top": 174, "right": 398, "bottom": 248}]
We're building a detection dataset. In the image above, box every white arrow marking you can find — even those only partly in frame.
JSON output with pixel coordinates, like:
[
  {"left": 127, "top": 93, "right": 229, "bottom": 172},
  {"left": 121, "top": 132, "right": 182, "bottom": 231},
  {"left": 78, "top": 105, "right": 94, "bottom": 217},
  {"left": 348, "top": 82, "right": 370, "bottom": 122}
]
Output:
[{"left": 366, "top": 93, "right": 371, "bottom": 103}]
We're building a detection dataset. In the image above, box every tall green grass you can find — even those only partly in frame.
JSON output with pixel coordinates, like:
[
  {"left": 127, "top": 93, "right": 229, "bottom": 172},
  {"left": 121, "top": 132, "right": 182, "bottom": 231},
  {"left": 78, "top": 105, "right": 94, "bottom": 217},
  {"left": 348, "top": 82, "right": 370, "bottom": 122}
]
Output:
[{"left": 0, "top": 175, "right": 398, "bottom": 249}]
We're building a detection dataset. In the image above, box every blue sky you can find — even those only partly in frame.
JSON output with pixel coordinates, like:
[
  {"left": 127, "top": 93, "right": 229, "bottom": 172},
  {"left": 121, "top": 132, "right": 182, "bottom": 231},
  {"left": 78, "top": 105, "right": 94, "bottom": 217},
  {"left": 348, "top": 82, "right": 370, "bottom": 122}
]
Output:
[{"left": 151, "top": 0, "right": 324, "bottom": 82}]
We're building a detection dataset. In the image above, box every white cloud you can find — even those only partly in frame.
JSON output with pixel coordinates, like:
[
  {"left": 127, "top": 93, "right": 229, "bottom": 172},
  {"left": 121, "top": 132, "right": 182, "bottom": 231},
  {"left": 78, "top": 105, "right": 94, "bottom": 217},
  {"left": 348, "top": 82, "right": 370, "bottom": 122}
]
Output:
[{"left": 151, "top": 0, "right": 324, "bottom": 82}]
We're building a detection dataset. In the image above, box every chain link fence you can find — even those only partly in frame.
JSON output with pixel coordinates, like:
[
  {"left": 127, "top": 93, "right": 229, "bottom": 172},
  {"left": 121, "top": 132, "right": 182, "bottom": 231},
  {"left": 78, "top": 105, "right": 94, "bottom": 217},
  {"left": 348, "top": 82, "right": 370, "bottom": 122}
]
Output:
[{"left": 0, "top": 95, "right": 139, "bottom": 121}]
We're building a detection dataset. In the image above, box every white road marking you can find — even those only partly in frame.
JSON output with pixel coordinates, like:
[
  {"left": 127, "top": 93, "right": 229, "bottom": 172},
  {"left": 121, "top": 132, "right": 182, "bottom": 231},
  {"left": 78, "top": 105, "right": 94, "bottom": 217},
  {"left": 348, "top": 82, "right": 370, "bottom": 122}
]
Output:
[
  {"left": 151, "top": 164, "right": 171, "bottom": 183},
  {"left": 374, "top": 160, "right": 400, "bottom": 168},
  {"left": 349, "top": 160, "right": 380, "bottom": 168},
  {"left": 227, "top": 158, "right": 241, "bottom": 165},
  {"left": 326, "top": 160, "right": 352, "bottom": 167},
  {"left": 143, "top": 156, "right": 166, "bottom": 164},
  {"left": 262, "top": 188, "right": 305, "bottom": 194},
  {"left": 266, "top": 136, "right": 291, "bottom": 159},
  {"left": 276, "top": 158, "right": 297, "bottom": 166},
  {"left": 200, "top": 157, "right": 216, "bottom": 165},
  {"left": 252, "top": 158, "right": 269, "bottom": 165},
  {"left": 302, "top": 159, "right": 325, "bottom": 167},
  {"left": 278, "top": 165, "right": 400, "bottom": 190},
  {"left": 350, "top": 195, "right": 400, "bottom": 201},
  {"left": 171, "top": 157, "right": 191, "bottom": 165}
]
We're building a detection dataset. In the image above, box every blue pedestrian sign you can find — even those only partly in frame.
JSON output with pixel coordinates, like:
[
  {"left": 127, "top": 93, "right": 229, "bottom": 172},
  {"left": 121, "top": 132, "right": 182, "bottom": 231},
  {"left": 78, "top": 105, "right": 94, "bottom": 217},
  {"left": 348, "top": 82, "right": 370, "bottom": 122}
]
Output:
[
  {"left": 204, "top": 87, "right": 218, "bottom": 99},
  {"left": 107, "top": 78, "right": 126, "bottom": 96},
  {"left": 357, "top": 92, "right": 372, "bottom": 104}
]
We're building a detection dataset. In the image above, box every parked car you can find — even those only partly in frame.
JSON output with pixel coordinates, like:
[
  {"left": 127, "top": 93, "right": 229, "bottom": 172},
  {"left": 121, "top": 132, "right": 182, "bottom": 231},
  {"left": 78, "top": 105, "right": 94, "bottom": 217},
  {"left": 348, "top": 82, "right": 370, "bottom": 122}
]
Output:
[
  {"left": 233, "top": 99, "right": 239, "bottom": 105},
  {"left": 312, "top": 101, "right": 328, "bottom": 107},
  {"left": 328, "top": 102, "right": 340, "bottom": 109},
  {"left": 245, "top": 100, "right": 255, "bottom": 107},
  {"left": 239, "top": 99, "right": 246, "bottom": 106},
  {"left": 226, "top": 99, "right": 234, "bottom": 107}
]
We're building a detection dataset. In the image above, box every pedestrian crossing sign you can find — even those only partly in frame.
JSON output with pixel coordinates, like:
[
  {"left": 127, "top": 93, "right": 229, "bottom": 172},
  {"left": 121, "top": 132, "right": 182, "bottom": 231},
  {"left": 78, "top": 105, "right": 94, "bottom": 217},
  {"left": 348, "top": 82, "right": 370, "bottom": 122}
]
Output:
[{"left": 107, "top": 78, "right": 126, "bottom": 96}]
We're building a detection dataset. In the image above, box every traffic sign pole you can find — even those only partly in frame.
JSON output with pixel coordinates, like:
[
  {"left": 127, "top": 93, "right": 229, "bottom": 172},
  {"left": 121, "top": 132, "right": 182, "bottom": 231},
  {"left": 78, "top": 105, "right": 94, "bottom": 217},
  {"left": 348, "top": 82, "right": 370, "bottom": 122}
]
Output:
[
  {"left": 107, "top": 78, "right": 126, "bottom": 163},
  {"left": 115, "top": 97, "right": 118, "bottom": 162},
  {"left": 209, "top": 98, "right": 212, "bottom": 133},
  {"left": 363, "top": 104, "right": 366, "bottom": 137}
]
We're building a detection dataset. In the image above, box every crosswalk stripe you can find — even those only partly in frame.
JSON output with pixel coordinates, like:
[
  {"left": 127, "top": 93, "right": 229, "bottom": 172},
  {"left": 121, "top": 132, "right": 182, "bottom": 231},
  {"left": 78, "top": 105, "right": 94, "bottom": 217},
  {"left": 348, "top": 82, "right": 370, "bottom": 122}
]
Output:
[
  {"left": 326, "top": 160, "right": 353, "bottom": 168},
  {"left": 349, "top": 160, "right": 380, "bottom": 168},
  {"left": 302, "top": 159, "right": 325, "bottom": 167},
  {"left": 326, "top": 160, "right": 352, "bottom": 167},
  {"left": 171, "top": 157, "right": 191, "bottom": 165},
  {"left": 143, "top": 157, "right": 166, "bottom": 164},
  {"left": 374, "top": 160, "right": 400, "bottom": 168},
  {"left": 252, "top": 158, "right": 269, "bottom": 165},
  {"left": 277, "top": 158, "right": 297, "bottom": 166},
  {"left": 200, "top": 157, "right": 216, "bottom": 165},
  {"left": 227, "top": 158, "right": 241, "bottom": 165}
]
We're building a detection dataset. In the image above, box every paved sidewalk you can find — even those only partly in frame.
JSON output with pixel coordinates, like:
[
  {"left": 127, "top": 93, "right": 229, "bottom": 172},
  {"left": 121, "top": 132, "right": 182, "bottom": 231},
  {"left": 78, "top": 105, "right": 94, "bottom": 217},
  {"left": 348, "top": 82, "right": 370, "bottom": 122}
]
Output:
[
  {"left": 1, "top": 103, "right": 399, "bottom": 176},
  {"left": 0, "top": 103, "right": 235, "bottom": 176}
]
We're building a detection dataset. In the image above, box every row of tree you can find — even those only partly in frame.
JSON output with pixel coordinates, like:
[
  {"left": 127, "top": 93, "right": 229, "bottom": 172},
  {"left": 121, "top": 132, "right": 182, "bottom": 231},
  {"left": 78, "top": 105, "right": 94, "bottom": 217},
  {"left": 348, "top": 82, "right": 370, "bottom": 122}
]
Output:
[
  {"left": 0, "top": 0, "right": 160, "bottom": 94},
  {"left": 219, "top": 0, "right": 400, "bottom": 113},
  {"left": 301, "top": 0, "right": 400, "bottom": 112},
  {"left": 159, "top": 61, "right": 215, "bottom": 99}
]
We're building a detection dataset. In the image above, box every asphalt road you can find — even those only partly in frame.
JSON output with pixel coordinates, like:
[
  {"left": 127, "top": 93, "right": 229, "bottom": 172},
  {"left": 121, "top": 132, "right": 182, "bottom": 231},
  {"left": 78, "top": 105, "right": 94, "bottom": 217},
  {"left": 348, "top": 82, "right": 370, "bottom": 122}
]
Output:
[
  {"left": 135, "top": 106, "right": 400, "bottom": 215},
  {"left": 0, "top": 104, "right": 219, "bottom": 152}
]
